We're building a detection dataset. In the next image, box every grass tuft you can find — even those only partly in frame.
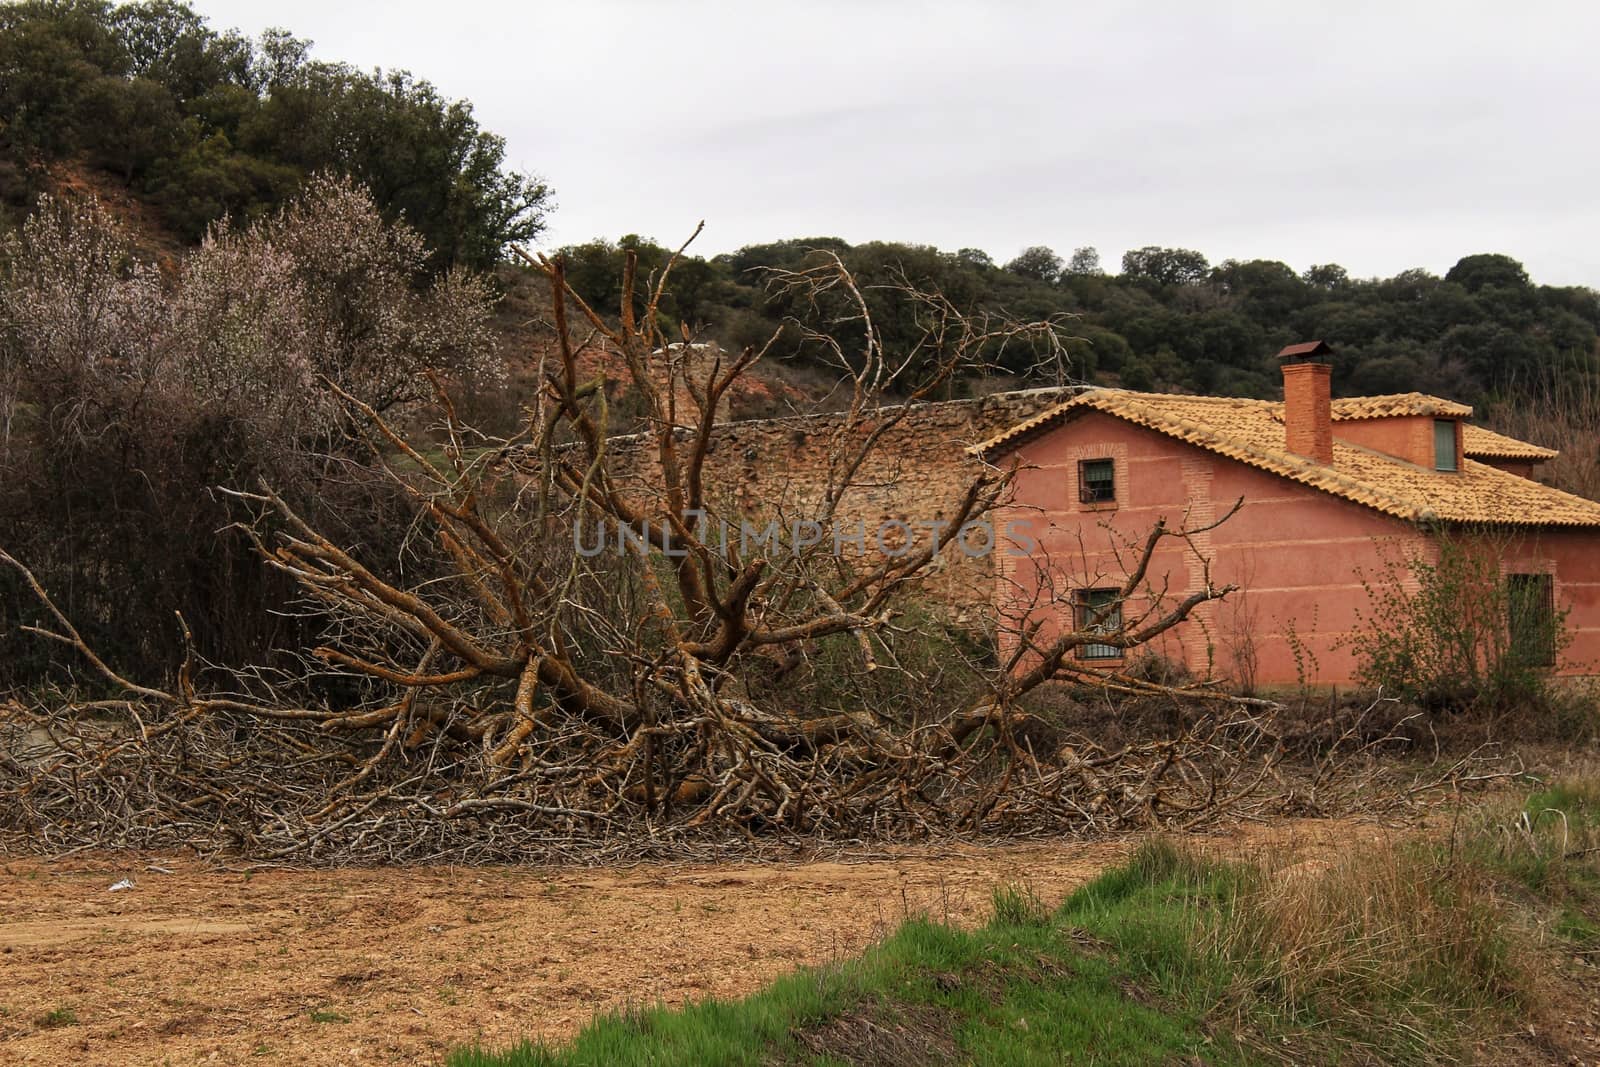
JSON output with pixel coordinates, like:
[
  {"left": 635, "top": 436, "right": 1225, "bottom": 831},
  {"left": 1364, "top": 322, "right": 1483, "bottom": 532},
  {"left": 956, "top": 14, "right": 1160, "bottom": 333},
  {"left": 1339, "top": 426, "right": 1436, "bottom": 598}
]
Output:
[
  {"left": 989, "top": 881, "right": 1050, "bottom": 928},
  {"left": 36, "top": 1006, "right": 77, "bottom": 1029}
]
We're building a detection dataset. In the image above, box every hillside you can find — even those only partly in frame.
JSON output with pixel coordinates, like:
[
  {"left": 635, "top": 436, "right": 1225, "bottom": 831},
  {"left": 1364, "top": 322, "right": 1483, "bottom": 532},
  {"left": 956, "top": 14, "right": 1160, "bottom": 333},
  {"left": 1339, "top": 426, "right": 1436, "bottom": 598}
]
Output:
[
  {"left": 556, "top": 235, "right": 1600, "bottom": 414},
  {"left": 0, "top": 0, "right": 547, "bottom": 270},
  {"left": 5, "top": 3, "right": 1596, "bottom": 422}
]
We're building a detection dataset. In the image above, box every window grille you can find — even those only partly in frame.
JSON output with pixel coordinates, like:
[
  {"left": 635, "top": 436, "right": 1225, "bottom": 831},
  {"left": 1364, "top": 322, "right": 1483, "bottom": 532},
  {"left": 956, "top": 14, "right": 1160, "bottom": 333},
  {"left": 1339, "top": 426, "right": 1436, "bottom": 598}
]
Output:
[
  {"left": 1507, "top": 573, "right": 1555, "bottom": 667},
  {"left": 1074, "top": 588, "right": 1122, "bottom": 660},
  {"left": 1079, "top": 458, "right": 1115, "bottom": 503}
]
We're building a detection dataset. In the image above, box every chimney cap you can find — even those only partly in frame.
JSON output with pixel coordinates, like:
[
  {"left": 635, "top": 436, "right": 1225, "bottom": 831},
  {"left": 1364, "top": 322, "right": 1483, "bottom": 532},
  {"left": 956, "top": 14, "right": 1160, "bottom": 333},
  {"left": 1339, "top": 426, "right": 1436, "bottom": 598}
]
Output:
[{"left": 1278, "top": 340, "right": 1333, "bottom": 364}]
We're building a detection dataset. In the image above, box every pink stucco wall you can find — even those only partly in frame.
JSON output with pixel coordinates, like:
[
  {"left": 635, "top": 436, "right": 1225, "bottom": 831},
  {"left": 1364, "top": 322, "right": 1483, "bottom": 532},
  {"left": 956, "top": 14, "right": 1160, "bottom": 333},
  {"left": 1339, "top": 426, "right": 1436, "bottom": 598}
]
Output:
[
  {"left": 1334, "top": 414, "right": 1460, "bottom": 470},
  {"left": 1497, "top": 529, "right": 1600, "bottom": 674},
  {"left": 993, "top": 411, "right": 1600, "bottom": 689}
]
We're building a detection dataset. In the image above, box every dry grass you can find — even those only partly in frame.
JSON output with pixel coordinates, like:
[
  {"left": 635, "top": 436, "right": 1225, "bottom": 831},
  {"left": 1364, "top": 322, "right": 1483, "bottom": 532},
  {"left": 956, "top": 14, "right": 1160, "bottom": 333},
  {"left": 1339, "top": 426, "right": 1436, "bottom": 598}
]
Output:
[
  {"left": 1194, "top": 771, "right": 1600, "bottom": 1062},
  {"left": 1208, "top": 840, "right": 1517, "bottom": 1059},
  {"left": 1061, "top": 833, "right": 1521, "bottom": 1064}
]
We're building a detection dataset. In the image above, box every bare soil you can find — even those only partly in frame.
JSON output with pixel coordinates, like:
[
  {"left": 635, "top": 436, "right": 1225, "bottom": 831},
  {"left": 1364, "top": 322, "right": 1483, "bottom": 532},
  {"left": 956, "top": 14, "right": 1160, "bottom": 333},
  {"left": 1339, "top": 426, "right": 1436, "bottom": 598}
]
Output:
[{"left": 0, "top": 819, "right": 1396, "bottom": 1066}]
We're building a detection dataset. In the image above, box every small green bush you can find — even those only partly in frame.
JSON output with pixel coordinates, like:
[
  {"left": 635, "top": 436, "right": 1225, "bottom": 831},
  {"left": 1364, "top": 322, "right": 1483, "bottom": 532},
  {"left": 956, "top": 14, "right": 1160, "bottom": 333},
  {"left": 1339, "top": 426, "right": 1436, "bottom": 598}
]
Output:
[{"left": 37, "top": 1006, "right": 77, "bottom": 1028}]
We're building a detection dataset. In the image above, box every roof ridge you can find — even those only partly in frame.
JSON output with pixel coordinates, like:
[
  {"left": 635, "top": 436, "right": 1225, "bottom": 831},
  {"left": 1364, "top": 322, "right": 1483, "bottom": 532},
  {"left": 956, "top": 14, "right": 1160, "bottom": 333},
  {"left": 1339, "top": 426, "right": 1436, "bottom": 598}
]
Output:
[
  {"left": 1326, "top": 392, "right": 1474, "bottom": 420},
  {"left": 1330, "top": 391, "right": 1433, "bottom": 403}
]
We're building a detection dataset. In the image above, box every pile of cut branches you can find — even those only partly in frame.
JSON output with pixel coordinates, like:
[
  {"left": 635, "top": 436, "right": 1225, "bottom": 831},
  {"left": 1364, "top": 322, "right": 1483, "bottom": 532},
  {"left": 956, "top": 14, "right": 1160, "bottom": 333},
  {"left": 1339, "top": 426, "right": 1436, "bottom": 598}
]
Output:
[{"left": 0, "top": 673, "right": 1298, "bottom": 863}]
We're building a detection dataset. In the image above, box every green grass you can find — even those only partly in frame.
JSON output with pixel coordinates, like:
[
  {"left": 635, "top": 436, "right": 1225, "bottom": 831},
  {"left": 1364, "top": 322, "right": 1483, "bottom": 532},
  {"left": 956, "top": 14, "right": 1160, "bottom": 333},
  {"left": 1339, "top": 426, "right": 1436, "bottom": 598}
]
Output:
[
  {"left": 453, "top": 781, "right": 1600, "bottom": 1067},
  {"left": 449, "top": 875, "right": 1216, "bottom": 1067},
  {"left": 387, "top": 443, "right": 497, "bottom": 481},
  {"left": 1464, "top": 777, "right": 1600, "bottom": 956}
]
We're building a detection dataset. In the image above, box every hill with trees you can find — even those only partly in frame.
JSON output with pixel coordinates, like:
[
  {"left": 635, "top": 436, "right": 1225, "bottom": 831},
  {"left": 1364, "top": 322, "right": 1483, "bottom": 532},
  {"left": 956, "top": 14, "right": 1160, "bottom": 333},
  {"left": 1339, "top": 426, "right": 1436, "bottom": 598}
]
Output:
[
  {"left": 556, "top": 236, "right": 1600, "bottom": 411},
  {"left": 0, "top": 0, "right": 548, "bottom": 268},
  {"left": 3, "top": 2, "right": 1594, "bottom": 413}
]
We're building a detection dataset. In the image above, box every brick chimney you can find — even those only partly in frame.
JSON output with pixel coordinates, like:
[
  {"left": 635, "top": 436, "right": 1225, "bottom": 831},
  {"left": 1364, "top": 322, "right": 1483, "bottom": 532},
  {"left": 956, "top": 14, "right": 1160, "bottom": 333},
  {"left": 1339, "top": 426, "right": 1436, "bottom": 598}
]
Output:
[{"left": 1278, "top": 341, "right": 1334, "bottom": 465}]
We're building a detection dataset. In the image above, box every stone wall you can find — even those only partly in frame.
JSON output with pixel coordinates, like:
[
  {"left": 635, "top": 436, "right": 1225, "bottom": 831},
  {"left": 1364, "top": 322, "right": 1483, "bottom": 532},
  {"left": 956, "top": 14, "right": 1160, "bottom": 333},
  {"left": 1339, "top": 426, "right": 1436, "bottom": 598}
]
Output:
[{"left": 598, "top": 386, "right": 1079, "bottom": 623}]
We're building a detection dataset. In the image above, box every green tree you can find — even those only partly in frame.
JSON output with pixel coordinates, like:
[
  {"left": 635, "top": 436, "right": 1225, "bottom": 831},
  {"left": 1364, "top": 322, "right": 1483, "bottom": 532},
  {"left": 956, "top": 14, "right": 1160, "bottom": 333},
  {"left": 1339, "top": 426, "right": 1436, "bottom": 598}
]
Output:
[
  {"left": 1, "top": 1, "right": 551, "bottom": 268},
  {"left": 243, "top": 65, "right": 550, "bottom": 269},
  {"left": 1302, "top": 263, "right": 1350, "bottom": 290},
  {"left": 1438, "top": 322, "right": 1541, "bottom": 387},
  {"left": 80, "top": 74, "right": 182, "bottom": 181},
  {"left": 538, "top": 231, "right": 1594, "bottom": 411},
  {"left": 1004, "top": 245, "right": 1062, "bottom": 282},
  {"left": 111, "top": 0, "right": 250, "bottom": 102},
  {"left": 955, "top": 247, "right": 995, "bottom": 270},
  {"left": 1209, "top": 259, "right": 1309, "bottom": 323},
  {"left": 1065, "top": 246, "right": 1102, "bottom": 276},
  {"left": 0, "top": 0, "right": 127, "bottom": 161},
  {"left": 1446, "top": 253, "right": 1531, "bottom": 294},
  {"left": 1120, "top": 246, "right": 1209, "bottom": 287}
]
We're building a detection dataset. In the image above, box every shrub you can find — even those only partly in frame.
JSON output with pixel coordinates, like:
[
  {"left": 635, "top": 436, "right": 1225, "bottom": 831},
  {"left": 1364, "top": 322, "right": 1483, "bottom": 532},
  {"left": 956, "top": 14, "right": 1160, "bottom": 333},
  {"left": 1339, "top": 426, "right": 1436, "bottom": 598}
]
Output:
[
  {"left": 0, "top": 182, "right": 499, "bottom": 687},
  {"left": 1345, "top": 533, "right": 1569, "bottom": 712}
]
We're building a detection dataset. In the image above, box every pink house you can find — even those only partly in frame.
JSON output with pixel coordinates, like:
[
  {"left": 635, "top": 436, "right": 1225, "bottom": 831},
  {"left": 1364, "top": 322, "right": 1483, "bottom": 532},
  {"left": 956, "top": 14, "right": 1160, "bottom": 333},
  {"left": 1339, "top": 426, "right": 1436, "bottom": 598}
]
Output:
[{"left": 977, "top": 342, "right": 1600, "bottom": 689}]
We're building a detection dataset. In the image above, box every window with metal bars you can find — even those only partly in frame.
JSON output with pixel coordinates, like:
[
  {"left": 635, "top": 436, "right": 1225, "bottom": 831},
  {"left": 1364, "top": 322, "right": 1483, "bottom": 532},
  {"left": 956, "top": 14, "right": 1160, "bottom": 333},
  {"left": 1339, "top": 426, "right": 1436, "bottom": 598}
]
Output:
[
  {"left": 1074, "top": 588, "right": 1122, "bottom": 660},
  {"left": 1078, "top": 458, "right": 1115, "bottom": 504},
  {"left": 1507, "top": 573, "right": 1556, "bottom": 667}
]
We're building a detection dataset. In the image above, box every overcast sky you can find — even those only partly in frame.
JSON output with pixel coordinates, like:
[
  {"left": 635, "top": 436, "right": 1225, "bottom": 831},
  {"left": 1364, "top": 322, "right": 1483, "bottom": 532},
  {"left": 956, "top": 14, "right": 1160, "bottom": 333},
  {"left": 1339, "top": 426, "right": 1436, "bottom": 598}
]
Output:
[{"left": 192, "top": 1, "right": 1600, "bottom": 286}]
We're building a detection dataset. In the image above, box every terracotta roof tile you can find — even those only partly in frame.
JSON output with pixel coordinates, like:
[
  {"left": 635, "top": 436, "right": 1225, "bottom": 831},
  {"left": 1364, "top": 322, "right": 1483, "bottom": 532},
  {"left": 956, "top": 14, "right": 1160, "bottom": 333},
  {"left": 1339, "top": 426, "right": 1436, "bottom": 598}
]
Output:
[
  {"left": 1461, "top": 424, "right": 1558, "bottom": 460},
  {"left": 974, "top": 389, "right": 1600, "bottom": 528},
  {"left": 1327, "top": 393, "right": 1474, "bottom": 420}
]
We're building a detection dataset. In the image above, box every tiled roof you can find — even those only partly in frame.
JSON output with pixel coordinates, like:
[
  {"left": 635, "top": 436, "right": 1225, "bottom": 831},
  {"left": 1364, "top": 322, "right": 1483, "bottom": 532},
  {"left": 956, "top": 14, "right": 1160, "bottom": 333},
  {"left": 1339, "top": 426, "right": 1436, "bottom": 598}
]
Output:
[
  {"left": 1461, "top": 424, "right": 1558, "bottom": 461},
  {"left": 1272, "top": 396, "right": 1548, "bottom": 458},
  {"left": 1327, "top": 393, "right": 1474, "bottom": 420},
  {"left": 974, "top": 389, "right": 1600, "bottom": 528}
]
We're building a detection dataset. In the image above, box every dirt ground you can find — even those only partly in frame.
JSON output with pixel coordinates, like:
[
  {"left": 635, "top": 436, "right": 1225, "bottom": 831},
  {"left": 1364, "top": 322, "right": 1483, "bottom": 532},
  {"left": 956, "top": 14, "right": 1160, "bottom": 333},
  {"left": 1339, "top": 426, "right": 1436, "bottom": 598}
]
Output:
[{"left": 0, "top": 819, "right": 1407, "bottom": 1066}]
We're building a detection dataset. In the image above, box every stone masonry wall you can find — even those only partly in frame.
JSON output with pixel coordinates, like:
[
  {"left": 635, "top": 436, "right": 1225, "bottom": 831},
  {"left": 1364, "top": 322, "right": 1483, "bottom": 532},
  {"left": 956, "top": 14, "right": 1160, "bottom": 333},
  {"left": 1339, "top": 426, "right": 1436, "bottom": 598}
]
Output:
[{"left": 597, "top": 386, "right": 1078, "bottom": 625}]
